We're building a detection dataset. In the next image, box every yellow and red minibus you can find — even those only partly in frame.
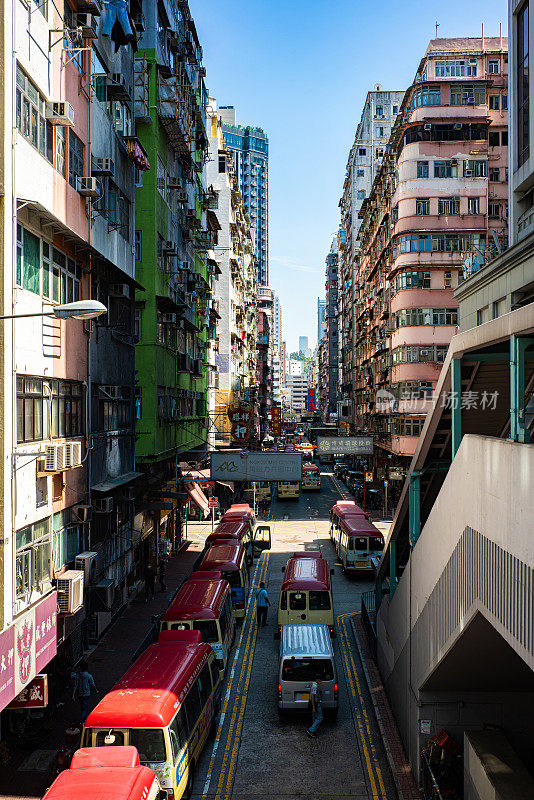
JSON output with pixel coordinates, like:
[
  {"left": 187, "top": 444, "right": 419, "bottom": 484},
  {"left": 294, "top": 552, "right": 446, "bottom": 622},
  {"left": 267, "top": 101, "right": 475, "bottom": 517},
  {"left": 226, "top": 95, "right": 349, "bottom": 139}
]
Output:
[{"left": 302, "top": 463, "right": 321, "bottom": 492}]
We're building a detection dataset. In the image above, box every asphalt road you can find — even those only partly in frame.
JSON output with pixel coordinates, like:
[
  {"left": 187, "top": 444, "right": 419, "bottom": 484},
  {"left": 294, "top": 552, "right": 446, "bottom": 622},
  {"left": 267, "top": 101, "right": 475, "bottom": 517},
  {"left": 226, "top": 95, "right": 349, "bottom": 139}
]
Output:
[{"left": 192, "top": 468, "right": 396, "bottom": 800}]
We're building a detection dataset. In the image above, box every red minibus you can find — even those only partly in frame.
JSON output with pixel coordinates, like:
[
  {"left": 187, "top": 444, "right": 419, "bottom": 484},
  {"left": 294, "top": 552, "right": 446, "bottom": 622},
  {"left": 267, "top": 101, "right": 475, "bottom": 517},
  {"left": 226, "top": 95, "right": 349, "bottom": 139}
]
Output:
[
  {"left": 160, "top": 572, "right": 234, "bottom": 678},
  {"left": 42, "top": 747, "right": 161, "bottom": 800},
  {"left": 301, "top": 463, "right": 321, "bottom": 491},
  {"left": 331, "top": 514, "right": 384, "bottom": 574},
  {"left": 278, "top": 555, "right": 335, "bottom": 635},
  {"left": 196, "top": 542, "right": 250, "bottom": 619},
  {"left": 82, "top": 631, "right": 220, "bottom": 799}
]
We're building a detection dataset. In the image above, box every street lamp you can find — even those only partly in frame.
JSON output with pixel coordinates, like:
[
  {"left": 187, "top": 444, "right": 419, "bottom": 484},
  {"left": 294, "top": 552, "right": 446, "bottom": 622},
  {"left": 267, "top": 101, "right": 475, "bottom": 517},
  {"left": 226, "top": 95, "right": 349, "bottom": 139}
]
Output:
[{"left": 0, "top": 300, "right": 107, "bottom": 321}]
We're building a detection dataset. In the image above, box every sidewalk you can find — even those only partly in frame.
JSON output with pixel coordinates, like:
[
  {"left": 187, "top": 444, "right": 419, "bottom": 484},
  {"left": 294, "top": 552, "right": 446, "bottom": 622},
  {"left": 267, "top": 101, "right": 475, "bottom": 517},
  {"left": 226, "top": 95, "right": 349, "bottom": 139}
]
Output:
[
  {"left": 351, "top": 614, "right": 422, "bottom": 800},
  {"left": 0, "top": 540, "right": 203, "bottom": 800}
]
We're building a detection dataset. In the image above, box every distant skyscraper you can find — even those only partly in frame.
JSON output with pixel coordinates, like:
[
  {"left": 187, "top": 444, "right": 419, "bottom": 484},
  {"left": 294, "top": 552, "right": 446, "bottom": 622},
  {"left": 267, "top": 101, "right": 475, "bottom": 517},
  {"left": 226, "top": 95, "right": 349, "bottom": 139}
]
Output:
[
  {"left": 219, "top": 106, "right": 269, "bottom": 286},
  {"left": 317, "top": 298, "right": 326, "bottom": 341}
]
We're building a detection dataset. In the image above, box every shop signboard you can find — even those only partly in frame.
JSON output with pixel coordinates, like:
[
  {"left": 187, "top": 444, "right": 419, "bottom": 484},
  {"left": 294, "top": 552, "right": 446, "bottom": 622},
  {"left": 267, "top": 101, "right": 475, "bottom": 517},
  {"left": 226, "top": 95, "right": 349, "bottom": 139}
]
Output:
[
  {"left": 317, "top": 436, "right": 373, "bottom": 455},
  {"left": 7, "top": 674, "right": 48, "bottom": 709},
  {"left": 211, "top": 451, "right": 302, "bottom": 482}
]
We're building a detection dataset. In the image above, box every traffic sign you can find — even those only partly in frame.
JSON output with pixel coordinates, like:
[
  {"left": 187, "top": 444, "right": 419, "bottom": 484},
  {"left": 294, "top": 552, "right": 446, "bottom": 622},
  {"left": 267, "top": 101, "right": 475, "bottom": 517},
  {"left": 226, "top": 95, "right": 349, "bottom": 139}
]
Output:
[
  {"left": 365, "top": 472, "right": 373, "bottom": 482},
  {"left": 384, "top": 480, "right": 389, "bottom": 487}
]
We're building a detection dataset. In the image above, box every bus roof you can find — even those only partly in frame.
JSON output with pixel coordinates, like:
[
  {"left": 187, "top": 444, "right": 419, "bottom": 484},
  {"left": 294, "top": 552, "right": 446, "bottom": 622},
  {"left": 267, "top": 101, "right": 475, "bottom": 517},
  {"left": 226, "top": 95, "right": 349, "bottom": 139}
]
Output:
[
  {"left": 221, "top": 504, "right": 254, "bottom": 521},
  {"left": 331, "top": 501, "right": 369, "bottom": 519},
  {"left": 302, "top": 463, "right": 319, "bottom": 473},
  {"left": 339, "top": 516, "right": 382, "bottom": 537},
  {"left": 198, "top": 542, "right": 245, "bottom": 572},
  {"left": 85, "top": 637, "right": 212, "bottom": 729},
  {"left": 162, "top": 575, "right": 230, "bottom": 622},
  {"left": 281, "top": 556, "right": 331, "bottom": 592},
  {"left": 206, "top": 520, "right": 248, "bottom": 544},
  {"left": 293, "top": 550, "right": 322, "bottom": 559},
  {"left": 43, "top": 748, "right": 157, "bottom": 800}
]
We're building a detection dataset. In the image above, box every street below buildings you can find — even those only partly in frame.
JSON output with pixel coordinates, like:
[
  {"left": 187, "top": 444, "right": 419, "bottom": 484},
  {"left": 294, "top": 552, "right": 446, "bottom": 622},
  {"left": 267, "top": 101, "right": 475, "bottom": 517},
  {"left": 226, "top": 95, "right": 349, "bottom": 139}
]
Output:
[{"left": 190, "top": 468, "right": 396, "bottom": 800}]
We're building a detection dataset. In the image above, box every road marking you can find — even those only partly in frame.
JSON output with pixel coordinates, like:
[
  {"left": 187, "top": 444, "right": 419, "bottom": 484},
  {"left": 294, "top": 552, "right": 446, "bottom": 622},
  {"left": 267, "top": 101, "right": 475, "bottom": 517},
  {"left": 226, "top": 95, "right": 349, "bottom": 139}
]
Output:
[
  {"left": 214, "top": 553, "right": 269, "bottom": 800},
  {"left": 337, "top": 613, "right": 388, "bottom": 799},
  {"left": 201, "top": 553, "right": 267, "bottom": 799}
]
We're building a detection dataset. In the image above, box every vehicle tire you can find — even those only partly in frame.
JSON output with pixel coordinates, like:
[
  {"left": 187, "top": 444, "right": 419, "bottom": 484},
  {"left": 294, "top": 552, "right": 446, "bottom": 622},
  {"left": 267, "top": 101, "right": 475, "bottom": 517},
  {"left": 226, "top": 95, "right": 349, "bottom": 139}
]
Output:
[{"left": 184, "top": 761, "right": 195, "bottom": 800}]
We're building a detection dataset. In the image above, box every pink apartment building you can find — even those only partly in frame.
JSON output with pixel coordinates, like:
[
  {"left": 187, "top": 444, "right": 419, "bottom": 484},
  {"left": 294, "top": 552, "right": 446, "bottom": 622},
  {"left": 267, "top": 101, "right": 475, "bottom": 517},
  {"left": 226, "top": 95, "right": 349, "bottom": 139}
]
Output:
[{"left": 353, "top": 37, "right": 508, "bottom": 487}]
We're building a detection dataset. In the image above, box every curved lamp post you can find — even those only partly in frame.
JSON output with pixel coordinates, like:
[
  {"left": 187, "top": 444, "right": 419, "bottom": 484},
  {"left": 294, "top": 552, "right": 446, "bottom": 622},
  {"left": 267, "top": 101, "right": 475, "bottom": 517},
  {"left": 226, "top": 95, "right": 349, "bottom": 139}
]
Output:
[{"left": 0, "top": 300, "right": 107, "bottom": 321}]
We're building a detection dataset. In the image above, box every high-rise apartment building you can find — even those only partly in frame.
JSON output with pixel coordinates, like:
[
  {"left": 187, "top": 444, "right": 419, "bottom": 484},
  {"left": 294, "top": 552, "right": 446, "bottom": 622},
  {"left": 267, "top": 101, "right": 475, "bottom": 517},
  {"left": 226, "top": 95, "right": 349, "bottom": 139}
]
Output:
[
  {"left": 324, "top": 238, "right": 340, "bottom": 417},
  {"left": 219, "top": 107, "right": 269, "bottom": 286},
  {"left": 299, "top": 336, "right": 310, "bottom": 356},
  {"left": 317, "top": 298, "right": 326, "bottom": 341},
  {"left": 351, "top": 37, "right": 508, "bottom": 487},
  {"left": 339, "top": 86, "right": 404, "bottom": 424}
]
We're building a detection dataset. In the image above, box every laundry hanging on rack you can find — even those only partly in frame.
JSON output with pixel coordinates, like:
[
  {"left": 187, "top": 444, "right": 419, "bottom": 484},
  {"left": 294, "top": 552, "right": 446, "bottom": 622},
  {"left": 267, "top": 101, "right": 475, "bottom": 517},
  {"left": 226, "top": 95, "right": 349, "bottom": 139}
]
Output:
[{"left": 102, "top": 0, "right": 137, "bottom": 52}]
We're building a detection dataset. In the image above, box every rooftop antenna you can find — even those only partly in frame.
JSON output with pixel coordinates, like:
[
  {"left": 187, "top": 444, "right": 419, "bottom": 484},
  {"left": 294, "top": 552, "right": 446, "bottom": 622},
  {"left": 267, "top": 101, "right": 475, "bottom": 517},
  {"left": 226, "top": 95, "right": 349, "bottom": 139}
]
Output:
[{"left": 435, "top": 21, "right": 440, "bottom": 38}]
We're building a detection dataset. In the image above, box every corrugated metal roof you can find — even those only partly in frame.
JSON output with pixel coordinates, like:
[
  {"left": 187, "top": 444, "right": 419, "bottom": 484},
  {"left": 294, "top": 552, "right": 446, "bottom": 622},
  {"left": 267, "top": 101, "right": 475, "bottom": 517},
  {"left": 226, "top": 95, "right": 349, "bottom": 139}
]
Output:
[{"left": 280, "top": 624, "right": 333, "bottom": 659}]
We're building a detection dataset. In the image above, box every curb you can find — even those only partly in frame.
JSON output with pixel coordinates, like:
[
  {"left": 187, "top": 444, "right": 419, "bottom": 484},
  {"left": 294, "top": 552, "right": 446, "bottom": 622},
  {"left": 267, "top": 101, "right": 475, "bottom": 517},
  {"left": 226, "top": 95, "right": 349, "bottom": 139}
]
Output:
[{"left": 349, "top": 614, "right": 420, "bottom": 800}]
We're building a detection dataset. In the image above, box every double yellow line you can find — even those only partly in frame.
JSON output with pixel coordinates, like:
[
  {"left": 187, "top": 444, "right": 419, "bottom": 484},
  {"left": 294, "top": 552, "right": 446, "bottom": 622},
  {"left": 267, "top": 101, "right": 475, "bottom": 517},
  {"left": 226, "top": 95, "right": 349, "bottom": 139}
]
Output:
[
  {"left": 337, "top": 613, "right": 388, "bottom": 799},
  {"left": 202, "top": 551, "right": 270, "bottom": 800}
]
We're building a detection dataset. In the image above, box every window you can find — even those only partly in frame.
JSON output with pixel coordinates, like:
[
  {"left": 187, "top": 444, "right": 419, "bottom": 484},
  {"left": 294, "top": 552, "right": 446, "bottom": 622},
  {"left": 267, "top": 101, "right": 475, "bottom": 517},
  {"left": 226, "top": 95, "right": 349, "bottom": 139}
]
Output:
[
  {"left": 435, "top": 59, "right": 477, "bottom": 77},
  {"left": 375, "top": 148, "right": 384, "bottom": 159},
  {"left": 488, "top": 202, "right": 501, "bottom": 219},
  {"left": 502, "top": 94, "right": 508, "bottom": 110},
  {"left": 393, "top": 105, "right": 398, "bottom": 114},
  {"left": 129, "top": 730, "right": 166, "bottom": 765},
  {"left": 518, "top": 2, "right": 530, "bottom": 166},
  {"left": 438, "top": 197, "right": 460, "bottom": 215},
  {"left": 489, "top": 131, "right": 500, "bottom": 147},
  {"left": 183, "top": 682, "right": 202, "bottom": 733},
  {"left": 444, "top": 270, "right": 452, "bottom": 288},
  {"left": 17, "top": 376, "right": 84, "bottom": 443},
  {"left": 476, "top": 308, "right": 487, "bottom": 325},
  {"left": 434, "top": 160, "right": 457, "bottom": 178},
  {"left": 16, "top": 518, "right": 51, "bottom": 599},
  {"left": 492, "top": 300, "right": 500, "bottom": 319},
  {"left": 393, "top": 308, "right": 457, "bottom": 327},
  {"left": 489, "top": 60, "right": 500, "bottom": 74},
  {"left": 376, "top": 126, "right": 384, "bottom": 137},
  {"left": 68, "top": 132, "right": 85, "bottom": 189},
  {"left": 489, "top": 167, "right": 500, "bottom": 182},
  {"left": 359, "top": 148, "right": 366, "bottom": 156},
  {"left": 450, "top": 84, "right": 486, "bottom": 105},
  {"left": 197, "top": 663, "right": 212, "bottom": 706},
  {"left": 357, "top": 169, "right": 364, "bottom": 177},
  {"left": 118, "top": 192, "right": 130, "bottom": 241},
  {"left": 416, "top": 198, "right": 430, "bottom": 215},
  {"left": 502, "top": 130, "right": 508, "bottom": 146},
  {"left": 376, "top": 105, "right": 383, "bottom": 117},
  {"left": 391, "top": 417, "right": 425, "bottom": 437},
  {"left": 218, "top": 154, "right": 226, "bottom": 173},
  {"left": 393, "top": 271, "right": 430, "bottom": 293},
  {"left": 309, "top": 591, "right": 331, "bottom": 611},
  {"left": 56, "top": 127, "right": 67, "bottom": 178},
  {"left": 489, "top": 95, "right": 500, "bottom": 110},
  {"left": 468, "top": 197, "right": 480, "bottom": 214},
  {"left": 391, "top": 344, "right": 448, "bottom": 364},
  {"left": 134, "top": 230, "right": 142, "bottom": 261},
  {"left": 98, "top": 386, "right": 131, "bottom": 432},
  {"left": 156, "top": 156, "right": 167, "bottom": 198},
  {"left": 417, "top": 161, "right": 429, "bottom": 178},
  {"left": 281, "top": 658, "right": 334, "bottom": 682},
  {"left": 357, "top": 189, "right": 365, "bottom": 199},
  {"left": 412, "top": 85, "right": 441, "bottom": 107},
  {"left": 16, "top": 65, "right": 53, "bottom": 162},
  {"left": 64, "top": 6, "right": 84, "bottom": 73},
  {"left": 464, "top": 160, "right": 487, "bottom": 177},
  {"left": 169, "top": 710, "right": 187, "bottom": 760}
]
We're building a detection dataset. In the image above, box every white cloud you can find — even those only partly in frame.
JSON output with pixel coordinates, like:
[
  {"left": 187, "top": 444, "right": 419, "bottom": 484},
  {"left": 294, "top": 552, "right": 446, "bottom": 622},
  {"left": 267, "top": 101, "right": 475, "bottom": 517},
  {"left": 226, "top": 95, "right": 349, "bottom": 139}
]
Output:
[{"left": 271, "top": 255, "right": 319, "bottom": 274}]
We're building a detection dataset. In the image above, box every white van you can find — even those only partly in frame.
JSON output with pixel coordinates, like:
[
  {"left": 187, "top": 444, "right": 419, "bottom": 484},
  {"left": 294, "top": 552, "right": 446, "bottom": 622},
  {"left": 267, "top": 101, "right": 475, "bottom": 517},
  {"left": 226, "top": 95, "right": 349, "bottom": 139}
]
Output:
[{"left": 277, "top": 624, "right": 338, "bottom": 718}]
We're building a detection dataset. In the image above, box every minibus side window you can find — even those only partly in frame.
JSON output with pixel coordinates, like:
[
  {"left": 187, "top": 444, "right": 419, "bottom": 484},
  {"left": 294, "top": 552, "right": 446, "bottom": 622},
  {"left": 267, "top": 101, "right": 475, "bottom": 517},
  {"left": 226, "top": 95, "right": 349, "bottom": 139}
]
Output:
[
  {"left": 169, "top": 708, "right": 187, "bottom": 761},
  {"left": 309, "top": 591, "right": 331, "bottom": 611},
  {"left": 289, "top": 592, "right": 306, "bottom": 611},
  {"left": 280, "top": 591, "right": 287, "bottom": 610},
  {"left": 198, "top": 663, "right": 212, "bottom": 706},
  {"left": 370, "top": 536, "right": 385, "bottom": 551},
  {"left": 96, "top": 729, "right": 125, "bottom": 747},
  {"left": 129, "top": 729, "right": 166, "bottom": 764},
  {"left": 221, "top": 569, "right": 239, "bottom": 587},
  {"left": 183, "top": 681, "right": 202, "bottom": 733},
  {"left": 82, "top": 728, "right": 92, "bottom": 747},
  {"left": 219, "top": 606, "right": 228, "bottom": 639},
  {"left": 194, "top": 620, "right": 218, "bottom": 643},
  {"left": 209, "top": 657, "right": 219, "bottom": 687}
]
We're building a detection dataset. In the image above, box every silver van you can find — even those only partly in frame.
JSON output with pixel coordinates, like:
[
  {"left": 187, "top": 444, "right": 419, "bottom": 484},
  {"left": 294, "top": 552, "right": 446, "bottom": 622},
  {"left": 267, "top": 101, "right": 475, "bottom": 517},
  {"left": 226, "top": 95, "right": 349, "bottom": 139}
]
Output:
[{"left": 278, "top": 623, "right": 338, "bottom": 717}]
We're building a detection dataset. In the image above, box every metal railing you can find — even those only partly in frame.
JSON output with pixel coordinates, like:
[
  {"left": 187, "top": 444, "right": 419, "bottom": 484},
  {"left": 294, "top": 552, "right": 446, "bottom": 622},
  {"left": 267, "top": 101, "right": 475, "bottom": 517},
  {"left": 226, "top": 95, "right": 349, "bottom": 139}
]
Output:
[
  {"left": 420, "top": 752, "right": 445, "bottom": 800},
  {"left": 360, "top": 590, "right": 377, "bottom": 657}
]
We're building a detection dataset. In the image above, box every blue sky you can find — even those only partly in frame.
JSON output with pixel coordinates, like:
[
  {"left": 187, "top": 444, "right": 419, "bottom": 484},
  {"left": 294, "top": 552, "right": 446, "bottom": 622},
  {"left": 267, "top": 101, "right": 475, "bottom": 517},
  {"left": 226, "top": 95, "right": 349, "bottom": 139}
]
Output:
[{"left": 191, "top": 0, "right": 507, "bottom": 353}]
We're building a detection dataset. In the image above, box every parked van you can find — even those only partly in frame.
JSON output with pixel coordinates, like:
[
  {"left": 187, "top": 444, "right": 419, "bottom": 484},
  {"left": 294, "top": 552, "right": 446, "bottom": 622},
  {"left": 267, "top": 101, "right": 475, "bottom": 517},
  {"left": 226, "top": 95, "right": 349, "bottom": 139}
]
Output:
[
  {"left": 278, "top": 555, "right": 335, "bottom": 635},
  {"left": 278, "top": 624, "right": 338, "bottom": 718}
]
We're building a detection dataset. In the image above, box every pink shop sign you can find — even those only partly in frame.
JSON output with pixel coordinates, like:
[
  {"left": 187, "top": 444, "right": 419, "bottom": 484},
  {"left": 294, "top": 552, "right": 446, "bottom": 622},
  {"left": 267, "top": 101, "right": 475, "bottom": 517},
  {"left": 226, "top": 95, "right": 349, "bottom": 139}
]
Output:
[{"left": 0, "top": 592, "right": 57, "bottom": 712}]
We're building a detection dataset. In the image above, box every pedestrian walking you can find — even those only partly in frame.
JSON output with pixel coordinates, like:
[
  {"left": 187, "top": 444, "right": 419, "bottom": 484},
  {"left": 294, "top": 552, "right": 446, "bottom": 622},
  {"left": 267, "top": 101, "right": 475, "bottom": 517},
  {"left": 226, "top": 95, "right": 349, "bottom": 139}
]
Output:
[
  {"left": 72, "top": 660, "right": 96, "bottom": 722},
  {"left": 158, "top": 555, "right": 167, "bottom": 593},
  {"left": 255, "top": 581, "right": 270, "bottom": 627},
  {"left": 144, "top": 563, "right": 156, "bottom": 603},
  {"left": 306, "top": 674, "right": 323, "bottom": 738}
]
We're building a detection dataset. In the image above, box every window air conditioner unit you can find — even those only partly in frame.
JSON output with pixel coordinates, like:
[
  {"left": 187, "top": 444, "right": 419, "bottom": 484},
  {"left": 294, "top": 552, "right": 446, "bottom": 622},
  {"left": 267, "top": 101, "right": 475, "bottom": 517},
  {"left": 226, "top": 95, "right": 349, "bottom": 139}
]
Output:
[
  {"left": 72, "top": 504, "right": 92, "bottom": 523},
  {"left": 76, "top": 12, "right": 98, "bottom": 38},
  {"left": 56, "top": 570, "right": 84, "bottom": 614},
  {"left": 95, "top": 579, "right": 116, "bottom": 610},
  {"left": 64, "top": 441, "right": 82, "bottom": 468},
  {"left": 76, "top": 177, "right": 100, "bottom": 197},
  {"left": 45, "top": 101, "right": 75, "bottom": 126},
  {"left": 424, "top": 123, "right": 432, "bottom": 131},
  {"left": 94, "top": 497, "right": 113, "bottom": 513},
  {"left": 75, "top": 551, "right": 98, "bottom": 583},
  {"left": 44, "top": 443, "right": 66, "bottom": 472},
  {"left": 109, "top": 283, "right": 130, "bottom": 298},
  {"left": 92, "top": 157, "right": 115, "bottom": 177}
]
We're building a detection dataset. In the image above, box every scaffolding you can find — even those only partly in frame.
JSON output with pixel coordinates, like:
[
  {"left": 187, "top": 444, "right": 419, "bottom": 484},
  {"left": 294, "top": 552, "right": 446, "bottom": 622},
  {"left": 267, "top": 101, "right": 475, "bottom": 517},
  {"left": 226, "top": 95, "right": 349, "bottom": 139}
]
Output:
[
  {"left": 157, "top": 63, "right": 195, "bottom": 165},
  {"left": 134, "top": 59, "right": 151, "bottom": 123}
]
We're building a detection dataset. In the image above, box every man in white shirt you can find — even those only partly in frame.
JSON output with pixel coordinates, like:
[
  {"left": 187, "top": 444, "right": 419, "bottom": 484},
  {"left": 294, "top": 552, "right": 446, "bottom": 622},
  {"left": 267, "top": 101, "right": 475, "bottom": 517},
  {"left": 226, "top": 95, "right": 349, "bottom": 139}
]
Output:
[{"left": 306, "top": 674, "right": 323, "bottom": 738}]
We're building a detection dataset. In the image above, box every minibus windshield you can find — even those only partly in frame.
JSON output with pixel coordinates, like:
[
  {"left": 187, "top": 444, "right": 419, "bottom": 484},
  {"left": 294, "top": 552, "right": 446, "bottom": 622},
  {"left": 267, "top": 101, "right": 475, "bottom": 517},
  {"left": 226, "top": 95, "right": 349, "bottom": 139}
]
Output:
[
  {"left": 282, "top": 658, "right": 334, "bottom": 682},
  {"left": 351, "top": 536, "right": 384, "bottom": 551},
  {"left": 194, "top": 620, "right": 218, "bottom": 642},
  {"left": 93, "top": 729, "right": 166, "bottom": 764},
  {"left": 221, "top": 569, "right": 240, "bottom": 587},
  {"left": 309, "top": 591, "right": 331, "bottom": 610}
]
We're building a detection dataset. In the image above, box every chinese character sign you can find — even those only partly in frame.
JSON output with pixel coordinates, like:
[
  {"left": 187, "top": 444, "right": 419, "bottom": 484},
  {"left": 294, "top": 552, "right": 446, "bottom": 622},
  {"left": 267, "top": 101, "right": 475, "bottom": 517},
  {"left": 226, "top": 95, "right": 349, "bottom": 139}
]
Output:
[
  {"left": 7, "top": 674, "right": 48, "bottom": 709},
  {"left": 316, "top": 436, "right": 373, "bottom": 455},
  {"left": 272, "top": 406, "right": 281, "bottom": 437},
  {"left": 307, "top": 389, "right": 316, "bottom": 413}
]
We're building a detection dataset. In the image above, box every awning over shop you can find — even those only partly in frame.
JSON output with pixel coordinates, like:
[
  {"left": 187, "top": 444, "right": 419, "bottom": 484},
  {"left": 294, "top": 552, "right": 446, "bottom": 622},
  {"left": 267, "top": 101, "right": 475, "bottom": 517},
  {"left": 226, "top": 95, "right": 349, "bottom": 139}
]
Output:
[
  {"left": 91, "top": 471, "right": 143, "bottom": 493},
  {"left": 216, "top": 481, "right": 234, "bottom": 491},
  {"left": 185, "top": 481, "right": 209, "bottom": 516},
  {"left": 182, "top": 468, "right": 210, "bottom": 482}
]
